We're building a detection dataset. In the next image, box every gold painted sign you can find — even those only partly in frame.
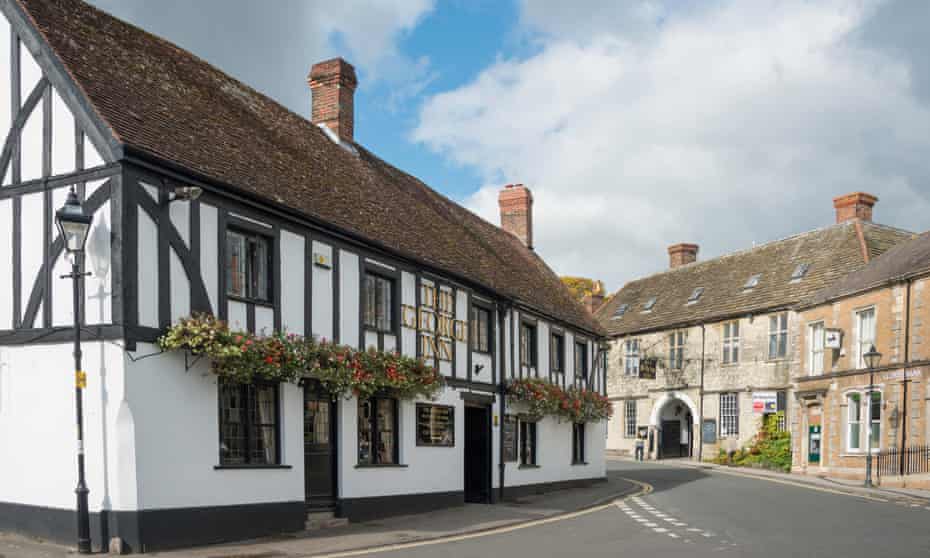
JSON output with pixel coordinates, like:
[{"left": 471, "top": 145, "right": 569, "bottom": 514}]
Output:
[
  {"left": 75, "top": 370, "right": 87, "bottom": 389},
  {"left": 402, "top": 284, "right": 468, "bottom": 362}
]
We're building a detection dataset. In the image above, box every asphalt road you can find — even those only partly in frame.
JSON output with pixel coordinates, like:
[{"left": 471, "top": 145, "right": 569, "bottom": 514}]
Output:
[{"left": 369, "top": 460, "right": 930, "bottom": 558}]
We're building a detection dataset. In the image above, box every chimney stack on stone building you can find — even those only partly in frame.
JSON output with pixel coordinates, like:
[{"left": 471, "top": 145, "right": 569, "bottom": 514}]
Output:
[
  {"left": 833, "top": 192, "right": 877, "bottom": 224},
  {"left": 499, "top": 184, "right": 534, "bottom": 249},
  {"left": 582, "top": 281, "right": 606, "bottom": 314},
  {"left": 309, "top": 58, "right": 358, "bottom": 143},
  {"left": 668, "top": 243, "right": 699, "bottom": 269}
]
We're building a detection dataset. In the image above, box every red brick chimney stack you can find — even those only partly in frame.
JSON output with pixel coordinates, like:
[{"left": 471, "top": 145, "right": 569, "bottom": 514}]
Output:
[
  {"left": 309, "top": 58, "right": 358, "bottom": 143},
  {"left": 498, "top": 184, "right": 534, "bottom": 249},
  {"left": 668, "top": 243, "right": 699, "bottom": 269},
  {"left": 833, "top": 192, "right": 877, "bottom": 223}
]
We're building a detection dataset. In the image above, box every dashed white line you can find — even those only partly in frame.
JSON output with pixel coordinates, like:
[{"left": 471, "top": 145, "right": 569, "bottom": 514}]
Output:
[
  {"left": 653, "top": 527, "right": 668, "bottom": 533},
  {"left": 667, "top": 533, "right": 680, "bottom": 539}
]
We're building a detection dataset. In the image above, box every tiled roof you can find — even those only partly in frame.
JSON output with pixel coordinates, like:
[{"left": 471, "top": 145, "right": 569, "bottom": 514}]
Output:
[
  {"left": 595, "top": 221, "right": 912, "bottom": 337},
  {"left": 16, "top": 0, "right": 603, "bottom": 335},
  {"left": 802, "top": 230, "right": 928, "bottom": 307}
]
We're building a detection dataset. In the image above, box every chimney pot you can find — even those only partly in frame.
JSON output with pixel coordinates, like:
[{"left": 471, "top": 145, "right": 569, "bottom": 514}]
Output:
[
  {"left": 668, "top": 243, "right": 699, "bottom": 268},
  {"left": 498, "top": 184, "right": 534, "bottom": 249},
  {"left": 309, "top": 58, "right": 358, "bottom": 143},
  {"left": 833, "top": 192, "right": 877, "bottom": 223}
]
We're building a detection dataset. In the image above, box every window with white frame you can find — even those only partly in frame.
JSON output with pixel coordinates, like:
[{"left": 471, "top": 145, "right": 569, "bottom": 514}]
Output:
[
  {"left": 869, "top": 391, "right": 881, "bottom": 450},
  {"left": 808, "top": 322, "right": 824, "bottom": 376},
  {"left": 720, "top": 392, "right": 739, "bottom": 437},
  {"left": 855, "top": 307, "right": 876, "bottom": 369},
  {"left": 722, "top": 321, "right": 740, "bottom": 364},
  {"left": 669, "top": 331, "right": 685, "bottom": 370},
  {"left": 624, "top": 400, "right": 637, "bottom": 438},
  {"left": 768, "top": 313, "right": 788, "bottom": 360},
  {"left": 624, "top": 339, "right": 640, "bottom": 377},
  {"left": 847, "top": 393, "right": 861, "bottom": 451}
]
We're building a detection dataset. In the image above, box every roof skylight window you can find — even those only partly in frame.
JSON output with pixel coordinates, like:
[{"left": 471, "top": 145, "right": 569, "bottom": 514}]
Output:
[
  {"left": 791, "top": 263, "right": 810, "bottom": 282},
  {"left": 613, "top": 303, "right": 630, "bottom": 318},
  {"left": 687, "top": 287, "right": 704, "bottom": 304},
  {"left": 743, "top": 274, "right": 761, "bottom": 290},
  {"left": 643, "top": 297, "right": 657, "bottom": 311}
]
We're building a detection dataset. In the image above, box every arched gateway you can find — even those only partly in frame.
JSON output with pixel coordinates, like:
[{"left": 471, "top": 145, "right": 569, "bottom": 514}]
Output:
[{"left": 648, "top": 392, "right": 700, "bottom": 459}]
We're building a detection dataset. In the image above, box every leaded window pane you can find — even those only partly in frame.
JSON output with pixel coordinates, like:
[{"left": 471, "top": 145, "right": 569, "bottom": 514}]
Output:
[
  {"left": 219, "top": 381, "right": 279, "bottom": 466},
  {"left": 364, "top": 273, "right": 394, "bottom": 332},
  {"left": 625, "top": 400, "right": 637, "bottom": 438}
]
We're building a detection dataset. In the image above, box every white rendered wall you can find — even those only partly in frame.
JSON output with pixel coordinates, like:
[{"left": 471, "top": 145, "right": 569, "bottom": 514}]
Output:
[
  {"left": 126, "top": 344, "right": 304, "bottom": 509},
  {"left": 400, "top": 272, "right": 416, "bottom": 357},
  {"left": 169, "top": 249, "right": 190, "bottom": 325},
  {"left": 0, "top": 15, "right": 9, "bottom": 184},
  {"left": 199, "top": 203, "right": 219, "bottom": 314},
  {"left": 19, "top": 192, "right": 42, "bottom": 325},
  {"left": 137, "top": 209, "right": 159, "bottom": 328},
  {"left": 0, "top": 342, "right": 127, "bottom": 512},
  {"left": 0, "top": 199, "right": 11, "bottom": 329},
  {"left": 339, "top": 250, "right": 359, "bottom": 348},
  {"left": 505, "top": 417, "right": 607, "bottom": 488},
  {"left": 255, "top": 306, "right": 274, "bottom": 335},
  {"left": 227, "top": 300, "right": 247, "bottom": 332},
  {"left": 280, "top": 230, "right": 305, "bottom": 335},
  {"left": 311, "top": 241, "right": 333, "bottom": 341}
]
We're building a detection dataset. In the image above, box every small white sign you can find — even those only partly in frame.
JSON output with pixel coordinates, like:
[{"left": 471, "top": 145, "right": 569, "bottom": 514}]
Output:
[
  {"left": 825, "top": 329, "right": 842, "bottom": 349},
  {"left": 752, "top": 391, "right": 778, "bottom": 414}
]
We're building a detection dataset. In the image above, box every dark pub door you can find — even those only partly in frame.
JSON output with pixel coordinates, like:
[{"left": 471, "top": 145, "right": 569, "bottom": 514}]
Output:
[
  {"left": 464, "top": 404, "right": 491, "bottom": 503},
  {"left": 304, "top": 386, "right": 337, "bottom": 510},
  {"left": 660, "top": 420, "right": 683, "bottom": 458}
]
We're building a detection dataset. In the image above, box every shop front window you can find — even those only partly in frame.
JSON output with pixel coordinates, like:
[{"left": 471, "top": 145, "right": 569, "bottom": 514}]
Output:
[
  {"left": 358, "top": 397, "right": 398, "bottom": 465},
  {"left": 219, "top": 381, "right": 279, "bottom": 466},
  {"left": 520, "top": 419, "right": 537, "bottom": 466}
]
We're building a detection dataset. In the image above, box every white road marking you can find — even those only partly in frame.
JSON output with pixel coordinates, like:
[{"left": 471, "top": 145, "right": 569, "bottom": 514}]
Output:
[
  {"left": 668, "top": 532, "right": 679, "bottom": 539},
  {"left": 644, "top": 522, "right": 658, "bottom": 527},
  {"left": 687, "top": 528, "right": 702, "bottom": 532},
  {"left": 653, "top": 527, "right": 668, "bottom": 533}
]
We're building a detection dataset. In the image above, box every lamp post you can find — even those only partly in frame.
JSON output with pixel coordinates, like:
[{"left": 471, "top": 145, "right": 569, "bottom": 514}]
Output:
[
  {"left": 56, "top": 187, "right": 94, "bottom": 554},
  {"left": 863, "top": 344, "right": 882, "bottom": 488}
]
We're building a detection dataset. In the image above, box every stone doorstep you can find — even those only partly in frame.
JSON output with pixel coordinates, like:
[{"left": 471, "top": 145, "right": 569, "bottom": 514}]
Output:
[{"left": 305, "top": 510, "right": 350, "bottom": 531}]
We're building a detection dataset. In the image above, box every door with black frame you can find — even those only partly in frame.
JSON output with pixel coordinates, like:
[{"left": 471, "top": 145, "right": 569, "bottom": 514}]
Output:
[
  {"left": 464, "top": 404, "right": 492, "bottom": 503},
  {"left": 660, "top": 420, "right": 683, "bottom": 458},
  {"left": 304, "top": 384, "right": 337, "bottom": 510}
]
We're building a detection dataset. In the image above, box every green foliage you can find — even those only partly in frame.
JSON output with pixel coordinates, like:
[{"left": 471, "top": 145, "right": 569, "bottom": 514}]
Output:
[
  {"left": 159, "top": 314, "right": 443, "bottom": 400},
  {"left": 710, "top": 414, "right": 791, "bottom": 472},
  {"left": 506, "top": 378, "right": 613, "bottom": 423}
]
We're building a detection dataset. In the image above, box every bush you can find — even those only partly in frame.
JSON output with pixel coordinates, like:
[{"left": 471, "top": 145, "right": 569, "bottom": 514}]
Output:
[{"left": 709, "top": 415, "right": 791, "bottom": 472}]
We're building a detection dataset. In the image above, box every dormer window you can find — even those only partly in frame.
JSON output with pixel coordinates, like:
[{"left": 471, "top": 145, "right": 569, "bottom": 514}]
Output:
[
  {"left": 612, "top": 303, "right": 630, "bottom": 319},
  {"left": 743, "top": 274, "right": 761, "bottom": 290},
  {"left": 687, "top": 287, "right": 704, "bottom": 304},
  {"left": 642, "top": 297, "right": 657, "bottom": 311},
  {"left": 790, "top": 263, "right": 810, "bottom": 283}
]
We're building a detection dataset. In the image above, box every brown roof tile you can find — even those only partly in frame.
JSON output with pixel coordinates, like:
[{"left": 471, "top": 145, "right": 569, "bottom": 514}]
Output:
[
  {"left": 16, "top": 0, "right": 603, "bottom": 335},
  {"left": 595, "top": 221, "right": 912, "bottom": 337}
]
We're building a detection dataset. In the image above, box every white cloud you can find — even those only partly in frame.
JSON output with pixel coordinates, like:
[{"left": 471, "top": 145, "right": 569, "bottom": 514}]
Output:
[{"left": 414, "top": 0, "right": 930, "bottom": 291}]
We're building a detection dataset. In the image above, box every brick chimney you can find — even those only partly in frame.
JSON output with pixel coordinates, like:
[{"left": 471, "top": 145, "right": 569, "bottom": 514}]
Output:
[
  {"left": 499, "top": 184, "right": 534, "bottom": 249},
  {"left": 581, "top": 280, "right": 606, "bottom": 314},
  {"left": 833, "top": 192, "right": 877, "bottom": 223},
  {"left": 668, "top": 243, "right": 699, "bottom": 268},
  {"left": 309, "top": 58, "right": 358, "bottom": 143}
]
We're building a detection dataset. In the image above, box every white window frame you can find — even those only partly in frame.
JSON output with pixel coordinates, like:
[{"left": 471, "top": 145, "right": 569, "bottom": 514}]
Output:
[
  {"left": 768, "top": 313, "right": 789, "bottom": 360},
  {"left": 624, "top": 400, "right": 637, "bottom": 438},
  {"left": 624, "top": 339, "right": 640, "bottom": 377},
  {"left": 855, "top": 307, "right": 876, "bottom": 369},
  {"left": 722, "top": 321, "right": 740, "bottom": 364},
  {"left": 720, "top": 392, "right": 739, "bottom": 437},
  {"left": 846, "top": 392, "right": 862, "bottom": 452},
  {"left": 669, "top": 331, "right": 685, "bottom": 370},
  {"left": 808, "top": 321, "right": 824, "bottom": 376},
  {"left": 868, "top": 390, "right": 882, "bottom": 451}
]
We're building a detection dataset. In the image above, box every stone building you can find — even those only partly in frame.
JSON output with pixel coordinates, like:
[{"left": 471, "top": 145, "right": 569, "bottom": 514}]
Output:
[
  {"left": 793, "top": 231, "right": 930, "bottom": 487},
  {"left": 598, "top": 193, "right": 912, "bottom": 461}
]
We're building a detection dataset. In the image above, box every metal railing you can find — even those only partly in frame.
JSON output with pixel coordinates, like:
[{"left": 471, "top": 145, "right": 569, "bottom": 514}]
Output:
[{"left": 876, "top": 445, "right": 930, "bottom": 478}]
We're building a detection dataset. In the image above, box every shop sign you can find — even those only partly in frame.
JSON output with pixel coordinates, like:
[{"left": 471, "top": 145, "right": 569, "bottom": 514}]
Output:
[
  {"left": 702, "top": 419, "right": 716, "bottom": 444},
  {"left": 752, "top": 391, "right": 778, "bottom": 414},
  {"left": 824, "top": 329, "right": 842, "bottom": 349},
  {"left": 401, "top": 284, "right": 468, "bottom": 362},
  {"left": 416, "top": 404, "right": 455, "bottom": 447},
  {"left": 639, "top": 357, "right": 657, "bottom": 380}
]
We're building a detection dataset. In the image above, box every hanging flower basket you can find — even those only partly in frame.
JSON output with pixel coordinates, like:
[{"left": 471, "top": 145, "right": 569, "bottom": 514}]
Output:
[
  {"left": 506, "top": 378, "right": 613, "bottom": 423},
  {"left": 158, "top": 313, "right": 443, "bottom": 400}
]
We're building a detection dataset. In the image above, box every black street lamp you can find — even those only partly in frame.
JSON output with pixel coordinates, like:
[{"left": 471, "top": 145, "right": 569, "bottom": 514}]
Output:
[
  {"left": 863, "top": 344, "right": 882, "bottom": 488},
  {"left": 56, "top": 187, "right": 94, "bottom": 554}
]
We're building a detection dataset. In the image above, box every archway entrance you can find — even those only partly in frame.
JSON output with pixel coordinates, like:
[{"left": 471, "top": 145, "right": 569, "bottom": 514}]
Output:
[{"left": 649, "top": 392, "right": 699, "bottom": 460}]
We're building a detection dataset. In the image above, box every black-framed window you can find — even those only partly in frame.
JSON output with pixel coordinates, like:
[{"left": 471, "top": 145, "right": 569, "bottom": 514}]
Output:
[
  {"left": 572, "top": 423, "right": 585, "bottom": 464},
  {"left": 226, "top": 229, "right": 272, "bottom": 302},
  {"left": 416, "top": 403, "right": 455, "bottom": 447},
  {"left": 358, "top": 397, "right": 399, "bottom": 465},
  {"left": 551, "top": 332, "right": 565, "bottom": 373},
  {"left": 624, "top": 400, "right": 637, "bottom": 438},
  {"left": 470, "top": 305, "right": 491, "bottom": 353},
  {"left": 520, "top": 322, "right": 538, "bottom": 367},
  {"left": 575, "top": 341, "right": 588, "bottom": 383},
  {"left": 520, "top": 419, "right": 537, "bottom": 466},
  {"left": 363, "top": 272, "right": 395, "bottom": 332},
  {"left": 219, "top": 381, "right": 280, "bottom": 465}
]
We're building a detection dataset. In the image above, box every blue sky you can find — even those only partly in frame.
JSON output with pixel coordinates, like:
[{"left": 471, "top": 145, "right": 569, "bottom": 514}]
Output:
[{"left": 87, "top": 1, "right": 930, "bottom": 290}]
